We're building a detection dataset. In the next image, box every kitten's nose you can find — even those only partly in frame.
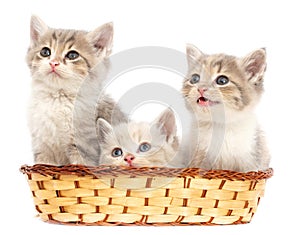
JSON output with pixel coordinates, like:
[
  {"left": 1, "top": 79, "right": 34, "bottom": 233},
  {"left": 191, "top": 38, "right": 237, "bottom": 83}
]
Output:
[
  {"left": 198, "top": 88, "right": 208, "bottom": 96},
  {"left": 124, "top": 154, "right": 135, "bottom": 165},
  {"left": 49, "top": 60, "right": 60, "bottom": 69}
]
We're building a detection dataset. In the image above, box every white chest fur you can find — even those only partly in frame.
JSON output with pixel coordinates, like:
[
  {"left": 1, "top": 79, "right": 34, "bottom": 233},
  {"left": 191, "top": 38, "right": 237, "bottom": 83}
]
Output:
[
  {"left": 197, "top": 114, "right": 258, "bottom": 171},
  {"left": 29, "top": 89, "right": 75, "bottom": 150}
]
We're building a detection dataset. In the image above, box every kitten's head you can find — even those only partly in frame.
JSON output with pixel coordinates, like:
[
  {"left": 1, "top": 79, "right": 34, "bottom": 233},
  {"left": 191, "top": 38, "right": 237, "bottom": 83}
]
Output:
[
  {"left": 97, "top": 109, "right": 178, "bottom": 167},
  {"left": 182, "top": 44, "right": 266, "bottom": 120},
  {"left": 27, "top": 15, "right": 113, "bottom": 89}
]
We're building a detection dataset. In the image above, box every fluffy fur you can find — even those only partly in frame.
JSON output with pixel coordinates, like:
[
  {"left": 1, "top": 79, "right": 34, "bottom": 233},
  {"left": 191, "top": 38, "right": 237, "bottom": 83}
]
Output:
[
  {"left": 97, "top": 109, "right": 179, "bottom": 167},
  {"left": 27, "top": 15, "right": 126, "bottom": 165},
  {"left": 182, "top": 44, "right": 270, "bottom": 172}
]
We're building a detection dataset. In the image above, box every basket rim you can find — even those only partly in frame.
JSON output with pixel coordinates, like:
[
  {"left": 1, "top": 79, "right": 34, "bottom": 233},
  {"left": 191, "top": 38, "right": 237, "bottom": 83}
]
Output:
[{"left": 20, "top": 164, "right": 273, "bottom": 180}]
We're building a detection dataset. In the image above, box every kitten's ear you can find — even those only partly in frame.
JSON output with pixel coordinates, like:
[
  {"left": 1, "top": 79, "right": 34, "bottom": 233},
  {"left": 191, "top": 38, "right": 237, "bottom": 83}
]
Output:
[
  {"left": 153, "top": 108, "right": 177, "bottom": 141},
  {"left": 30, "top": 15, "right": 48, "bottom": 47},
  {"left": 241, "top": 48, "right": 267, "bottom": 84},
  {"left": 96, "top": 118, "right": 113, "bottom": 142},
  {"left": 87, "top": 22, "right": 114, "bottom": 57},
  {"left": 186, "top": 43, "right": 205, "bottom": 67}
]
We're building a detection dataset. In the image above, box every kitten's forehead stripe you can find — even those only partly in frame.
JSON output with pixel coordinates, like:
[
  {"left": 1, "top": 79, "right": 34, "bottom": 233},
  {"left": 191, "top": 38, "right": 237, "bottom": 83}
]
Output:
[
  {"left": 67, "top": 42, "right": 74, "bottom": 50},
  {"left": 52, "top": 32, "right": 57, "bottom": 40},
  {"left": 48, "top": 36, "right": 52, "bottom": 48},
  {"left": 212, "top": 60, "right": 223, "bottom": 73},
  {"left": 65, "top": 33, "right": 77, "bottom": 51},
  {"left": 65, "top": 34, "right": 76, "bottom": 46}
]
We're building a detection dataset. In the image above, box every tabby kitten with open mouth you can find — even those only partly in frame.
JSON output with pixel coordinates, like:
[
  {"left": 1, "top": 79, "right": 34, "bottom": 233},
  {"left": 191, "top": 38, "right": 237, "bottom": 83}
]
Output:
[{"left": 182, "top": 44, "right": 270, "bottom": 172}]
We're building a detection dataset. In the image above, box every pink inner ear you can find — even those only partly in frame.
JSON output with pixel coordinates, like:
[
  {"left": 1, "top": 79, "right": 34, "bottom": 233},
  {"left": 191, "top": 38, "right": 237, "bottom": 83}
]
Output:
[
  {"left": 30, "top": 16, "right": 48, "bottom": 45},
  {"left": 243, "top": 51, "right": 266, "bottom": 79},
  {"left": 30, "top": 24, "right": 43, "bottom": 44},
  {"left": 164, "top": 121, "right": 174, "bottom": 137},
  {"left": 31, "top": 30, "right": 39, "bottom": 42},
  {"left": 155, "top": 109, "right": 177, "bottom": 140},
  {"left": 247, "top": 62, "right": 261, "bottom": 77},
  {"left": 94, "top": 37, "right": 106, "bottom": 50},
  {"left": 90, "top": 24, "right": 113, "bottom": 52}
]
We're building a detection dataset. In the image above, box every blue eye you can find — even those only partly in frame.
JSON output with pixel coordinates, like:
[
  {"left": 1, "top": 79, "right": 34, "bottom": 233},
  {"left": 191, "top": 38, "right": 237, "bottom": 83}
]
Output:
[
  {"left": 215, "top": 75, "right": 229, "bottom": 85},
  {"left": 66, "top": 50, "right": 79, "bottom": 60},
  {"left": 40, "top": 47, "right": 51, "bottom": 57},
  {"left": 138, "top": 142, "right": 151, "bottom": 152},
  {"left": 111, "top": 148, "right": 123, "bottom": 157},
  {"left": 190, "top": 74, "right": 200, "bottom": 84}
]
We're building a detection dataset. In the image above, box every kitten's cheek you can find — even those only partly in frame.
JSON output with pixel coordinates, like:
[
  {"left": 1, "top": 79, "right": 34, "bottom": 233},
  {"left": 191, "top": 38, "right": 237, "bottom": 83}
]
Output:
[
  {"left": 134, "top": 159, "right": 146, "bottom": 167},
  {"left": 76, "top": 68, "right": 89, "bottom": 77},
  {"left": 31, "top": 68, "right": 38, "bottom": 75}
]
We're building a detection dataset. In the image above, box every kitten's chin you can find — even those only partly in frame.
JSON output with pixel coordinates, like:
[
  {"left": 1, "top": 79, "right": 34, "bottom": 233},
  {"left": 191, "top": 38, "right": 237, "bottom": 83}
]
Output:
[
  {"left": 46, "top": 71, "right": 63, "bottom": 79},
  {"left": 33, "top": 71, "right": 84, "bottom": 90},
  {"left": 45, "top": 69, "right": 77, "bottom": 80}
]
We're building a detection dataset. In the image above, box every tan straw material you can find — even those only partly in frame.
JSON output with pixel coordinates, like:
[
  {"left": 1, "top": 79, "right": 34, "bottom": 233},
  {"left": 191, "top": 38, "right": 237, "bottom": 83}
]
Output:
[{"left": 21, "top": 164, "right": 273, "bottom": 226}]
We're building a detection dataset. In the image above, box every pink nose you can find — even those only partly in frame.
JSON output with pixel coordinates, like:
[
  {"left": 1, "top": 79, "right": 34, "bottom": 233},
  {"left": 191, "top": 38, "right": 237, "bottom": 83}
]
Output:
[
  {"left": 124, "top": 154, "right": 135, "bottom": 165},
  {"left": 198, "top": 88, "right": 208, "bottom": 96},
  {"left": 49, "top": 60, "right": 60, "bottom": 69}
]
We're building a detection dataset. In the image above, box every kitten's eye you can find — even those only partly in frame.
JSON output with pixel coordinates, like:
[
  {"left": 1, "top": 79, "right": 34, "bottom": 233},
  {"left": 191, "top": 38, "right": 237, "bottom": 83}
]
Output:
[
  {"left": 111, "top": 148, "right": 123, "bottom": 157},
  {"left": 40, "top": 47, "right": 51, "bottom": 57},
  {"left": 138, "top": 142, "right": 151, "bottom": 152},
  {"left": 190, "top": 74, "right": 200, "bottom": 84},
  {"left": 215, "top": 75, "right": 229, "bottom": 86},
  {"left": 66, "top": 50, "right": 80, "bottom": 60}
]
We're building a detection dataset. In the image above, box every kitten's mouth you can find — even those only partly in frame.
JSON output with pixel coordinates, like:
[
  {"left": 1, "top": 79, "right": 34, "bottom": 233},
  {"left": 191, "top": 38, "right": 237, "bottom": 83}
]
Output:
[
  {"left": 127, "top": 162, "right": 134, "bottom": 167},
  {"left": 48, "top": 70, "right": 61, "bottom": 78},
  {"left": 197, "top": 96, "right": 219, "bottom": 107}
]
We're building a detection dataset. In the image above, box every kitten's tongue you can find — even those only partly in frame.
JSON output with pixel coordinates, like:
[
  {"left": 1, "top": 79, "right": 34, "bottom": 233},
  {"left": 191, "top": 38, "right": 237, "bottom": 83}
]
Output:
[{"left": 197, "top": 97, "right": 210, "bottom": 106}]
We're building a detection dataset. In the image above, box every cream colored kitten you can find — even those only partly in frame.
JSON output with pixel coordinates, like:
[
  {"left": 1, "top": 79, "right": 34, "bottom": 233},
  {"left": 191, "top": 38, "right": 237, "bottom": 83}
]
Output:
[
  {"left": 182, "top": 44, "right": 270, "bottom": 172},
  {"left": 97, "top": 109, "right": 179, "bottom": 167},
  {"left": 27, "top": 16, "right": 125, "bottom": 165}
]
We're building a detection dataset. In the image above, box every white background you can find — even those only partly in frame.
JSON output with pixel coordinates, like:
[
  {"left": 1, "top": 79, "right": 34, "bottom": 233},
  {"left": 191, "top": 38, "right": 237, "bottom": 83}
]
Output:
[{"left": 0, "top": 0, "right": 299, "bottom": 234}]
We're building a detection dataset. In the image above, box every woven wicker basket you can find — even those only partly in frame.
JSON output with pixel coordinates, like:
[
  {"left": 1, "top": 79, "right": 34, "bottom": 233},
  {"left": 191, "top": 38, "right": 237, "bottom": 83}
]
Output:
[{"left": 21, "top": 164, "right": 273, "bottom": 226}]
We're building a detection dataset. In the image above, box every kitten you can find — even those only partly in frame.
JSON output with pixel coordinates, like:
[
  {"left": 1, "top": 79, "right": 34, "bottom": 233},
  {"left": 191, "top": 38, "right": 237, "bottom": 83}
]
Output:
[
  {"left": 97, "top": 109, "right": 179, "bottom": 167},
  {"left": 27, "top": 15, "right": 126, "bottom": 166},
  {"left": 182, "top": 44, "right": 270, "bottom": 172}
]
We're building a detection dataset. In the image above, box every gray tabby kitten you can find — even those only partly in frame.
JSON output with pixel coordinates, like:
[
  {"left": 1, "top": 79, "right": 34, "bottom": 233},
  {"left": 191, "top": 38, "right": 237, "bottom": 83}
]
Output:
[
  {"left": 27, "top": 15, "right": 126, "bottom": 166},
  {"left": 182, "top": 44, "right": 270, "bottom": 172}
]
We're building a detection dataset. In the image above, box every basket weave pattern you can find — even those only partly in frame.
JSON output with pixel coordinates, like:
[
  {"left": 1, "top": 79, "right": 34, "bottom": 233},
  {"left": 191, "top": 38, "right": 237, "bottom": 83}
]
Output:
[{"left": 21, "top": 165, "right": 273, "bottom": 226}]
